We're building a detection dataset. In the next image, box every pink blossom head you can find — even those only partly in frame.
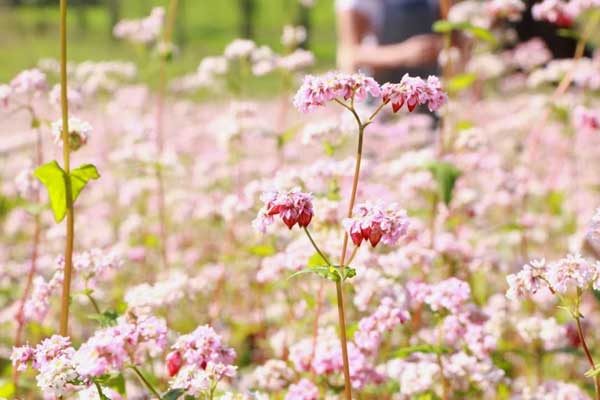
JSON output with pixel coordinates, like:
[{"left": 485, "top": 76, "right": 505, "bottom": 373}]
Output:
[
  {"left": 253, "top": 188, "right": 314, "bottom": 232},
  {"left": 285, "top": 378, "right": 319, "bottom": 400},
  {"left": 343, "top": 202, "right": 410, "bottom": 247},
  {"left": 532, "top": 0, "right": 575, "bottom": 27},
  {"left": 382, "top": 74, "right": 447, "bottom": 113},
  {"left": 293, "top": 71, "right": 381, "bottom": 113}
]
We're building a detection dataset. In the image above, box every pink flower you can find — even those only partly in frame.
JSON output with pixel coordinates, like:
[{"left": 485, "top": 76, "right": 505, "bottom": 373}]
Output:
[
  {"left": 487, "top": 0, "right": 525, "bottom": 21},
  {"left": 10, "top": 68, "right": 47, "bottom": 95},
  {"left": 167, "top": 351, "right": 183, "bottom": 377},
  {"left": 285, "top": 379, "right": 319, "bottom": 400},
  {"left": 573, "top": 106, "right": 600, "bottom": 131},
  {"left": 293, "top": 72, "right": 381, "bottom": 112},
  {"left": 382, "top": 74, "right": 447, "bottom": 112},
  {"left": 546, "top": 254, "right": 600, "bottom": 293},
  {"left": 423, "top": 278, "right": 471, "bottom": 313},
  {"left": 11, "top": 345, "right": 35, "bottom": 372},
  {"left": 532, "top": 0, "right": 575, "bottom": 26},
  {"left": 506, "top": 259, "right": 549, "bottom": 300},
  {"left": 343, "top": 202, "right": 409, "bottom": 247},
  {"left": 253, "top": 188, "right": 314, "bottom": 232}
]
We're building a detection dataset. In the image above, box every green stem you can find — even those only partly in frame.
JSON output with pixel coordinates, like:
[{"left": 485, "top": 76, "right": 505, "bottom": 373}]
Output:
[
  {"left": 334, "top": 101, "right": 366, "bottom": 400},
  {"left": 303, "top": 227, "right": 332, "bottom": 266},
  {"left": 575, "top": 317, "right": 600, "bottom": 400},
  {"left": 86, "top": 292, "right": 101, "bottom": 314},
  {"left": 131, "top": 366, "right": 162, "bottom": 400},
  {"left": 59, "top": 0, "right": 75, "bottom": 338}
]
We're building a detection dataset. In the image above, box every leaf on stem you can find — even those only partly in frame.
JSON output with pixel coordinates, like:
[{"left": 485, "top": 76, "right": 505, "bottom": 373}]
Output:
[
  {"left": 426, "top": 161, "right": 461, "bottom": 206},
  {"left": 34, "top": 161, "right": 100, "bottom": 222}
]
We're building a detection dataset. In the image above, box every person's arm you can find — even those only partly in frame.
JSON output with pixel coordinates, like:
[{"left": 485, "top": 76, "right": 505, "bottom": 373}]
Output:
[{"left": 336, "top": 9, "right": 443, "bottom": 72}]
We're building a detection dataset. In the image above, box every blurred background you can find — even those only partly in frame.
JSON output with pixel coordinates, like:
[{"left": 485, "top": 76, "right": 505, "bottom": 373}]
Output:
[{"left": 0, "top": 0, "right": 336, "bottom": 83}]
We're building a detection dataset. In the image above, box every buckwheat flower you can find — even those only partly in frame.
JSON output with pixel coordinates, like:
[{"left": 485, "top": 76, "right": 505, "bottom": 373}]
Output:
[
  {"left": 293, "top": 71, "right": 381, "bottom": 113},
  {"left": 386, "top": 356, "right": 440, "bottom": 396},
  {"left": 170, "top": 365, "right": 211, "bottom": 396},
  {"left": 15, "top": 167, "right": 40, "bottom": 202},
  {"left": 253, "top": 188, "right": 314, "bottom": 232},
  {"left": 36, "top": 353, "right": 79, "bottom": 396},
  {"left": 278, "top": 49, "right": 315, "bottom": 72},
  {"left": 0, "top": 84, "right": 10, "bottom": 107},
  {"left": 281, "top": 25, "right": 307, "bottom": 48},
  {"left": 381, "top": 74, "right": 447, "bottom": 113},
  {"left": 513, "top": 380, "right": 592, "bottom": 399},
  {"left": 343, "top": 202, "right": 409, "bottom": 247},
  {"left": 113, "top": 7, "right": 164, "bottom": 44},
  {"left": 515, "top": 316, "right": 568, "bottom": 350},
  {"left": 171, "top": 325, "right": 236, "bottom": 369},
  {"left": 11, "top": 345, "right": 35, "bottom": 371},
  {"left": 546, "top": 253, "right": 599, "bottom": 293},
  {"left": 532, "top": 0, "right": 575, "bottom": 26},
  {"left": 573, "top": 106, "right": 600, "bottom": 131},
  {"left": 285, "top": 379, "right": 319, "bottom": 400},
  {"left": 10, "top": 68, "right": 47, "bottom": 95},
  {"left": 78, "top": 385, "right": 123, "bottom": 400},
  {"left": 250, "top": 359, "right": 295, "bottom": 391},
  {"left": 49, "top": 84, "right": 83, "bottom": 111},
  {"left": 22, "top": 277, "right": 53, "bottom": 322},
  {"left": 224, "top": 38, "right": 257, "bottom": 59},
  {"left": 506, "top": 258, "right": 549, "bottom": 300},
  {"left": 487, "top": 0, "right": 525, "bottom": 21},
  {"left": 33, "top": 335, "right": 75, "bottom": 370},
  {"left": 423, "top": 278, "right": 471, "bottom": 313},
  {"left": 51, "top": 117, "right": 92, "bottom": 151},
  {"left": 512, "top": 38, "right": 552, "bottom": 71}
]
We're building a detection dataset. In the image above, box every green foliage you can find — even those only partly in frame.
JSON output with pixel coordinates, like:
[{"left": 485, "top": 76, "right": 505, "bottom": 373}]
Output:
[
  {"left": 393, "top": 344, "right": 450, "bottom": 358},
  {"left": 162, "top": 389, "right": 185, "bottom": 400},
  {"left": 288, "top": 253, "right": 356, "bottom": 282},
  {"left": 426, "top": 161, "right": 461, "bottom": 206},
  {"left": 432, "top": 20, "right": 497, "bottom": 44},
  {"left": 447, "top": 73, "right": 477, "bottom": 94},
  {"left": 0, "top": 381, "right": 15, "bottom": 398},
  {"left": 88, "top": 309, "right": 119, "bottom": 327},
  {"left": 34, "top": 161, "right": 100, "bottom": 222}
]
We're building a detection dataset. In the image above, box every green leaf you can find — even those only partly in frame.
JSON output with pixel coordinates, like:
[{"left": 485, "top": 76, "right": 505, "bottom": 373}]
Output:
[
  {"left": 70, "top": 164, "right": 100, "bottom": 205},
  {"left": 34, "top": 160, "right": 68, "bottom": 222},
  {"left": 248, "top": 243, "right": 277, "bottom": 257},
  {"left": 88, "top": 310, "right": 119, "bottom": 327},
  {"left": 289, "top": 265, "right": 357, "bottom": 282},
  {"left": 34, "top": 161, "right": 100, "bottom": 223},
  {"left": 585, "top": 365, "right": 600, "bottom": 378},
  {"left": 0, "top": 381, "right": 15, "bottom": 398},
  {"left": 307, "top": 252, "right": 329, "bottom": 268},
  {"left": 162, "top": 388, "right": 185, "bottom": 400},
  {"left": 447, "top": 73, "right": 477, "bottom": 93},
  {"left": 426, "top": 161, "right": 461, "bottom": 205},
  {"left": 432, "top": 20, "right": 497, "bottom": 44},
  {"left": 393, "top": 344, "right": 450, "bottom": 358}
]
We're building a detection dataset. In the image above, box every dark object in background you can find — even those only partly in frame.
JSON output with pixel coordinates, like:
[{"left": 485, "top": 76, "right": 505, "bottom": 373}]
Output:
[
  {"left": 514, "top": 0, "right": 588, "bottom": 58},
  {"left": 238, "top": 0, "right": 256, "bottom": 39}
]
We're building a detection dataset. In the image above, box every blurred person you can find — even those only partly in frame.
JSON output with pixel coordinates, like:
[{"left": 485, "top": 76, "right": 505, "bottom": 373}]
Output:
[{"left": 336, "top": 0, "right": 443, "bottom": 81}]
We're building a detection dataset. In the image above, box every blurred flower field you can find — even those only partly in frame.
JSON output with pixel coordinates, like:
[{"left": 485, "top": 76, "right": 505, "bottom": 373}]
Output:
[{"left": 3, "top": 0, "right": 600, "bottom": 399}]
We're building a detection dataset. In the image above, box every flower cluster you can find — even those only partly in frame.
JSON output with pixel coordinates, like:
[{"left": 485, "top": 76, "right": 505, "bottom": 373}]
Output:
[
  {"left": 293, "top": 72, "right": 381, "bottom": 112},
  {"left": 343, "top": 202, "right": 410, "bottom": 247},
  {"left": 167, "top": 325, "right": 237, "bottom": 395},
  {"left": 381, "top": 74, "right": 447, "bottom": 112},
  {"left": 532, "top": 0, "right": 575, "bottom": 26},
  {"left": 113, "top": 7, "right": 165, "bottom": 44},
  {"left": 408, "top": 278, "right": 472, "bottom": 313},
  {"left": 507, "top": 254, "right": 600, "bottom": 299},
  {"left": 51, "top": 117, "right": 92, "bottom": 151},
  {"left": 253, "top": 188, "right": 314, "bottom": 232},
  {"left": 487, "top": 0, "right": 526, "bottom": 21}
]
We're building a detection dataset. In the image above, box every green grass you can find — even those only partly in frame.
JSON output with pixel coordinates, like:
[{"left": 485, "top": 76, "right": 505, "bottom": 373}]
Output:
[{"left": 0, "top": 0, "right": 337, "bottom": 84}]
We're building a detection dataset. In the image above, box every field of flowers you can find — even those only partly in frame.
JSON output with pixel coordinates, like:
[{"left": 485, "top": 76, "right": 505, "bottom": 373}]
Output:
[{"left": 2, "top": 0, "right": 600, "bottom": 399}]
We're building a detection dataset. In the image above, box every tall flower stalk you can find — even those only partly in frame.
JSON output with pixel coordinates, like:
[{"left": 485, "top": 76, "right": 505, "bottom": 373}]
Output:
[
  {"left": 59, "top": 0, "right": 74, "bottom": 337},
  {"left": 255, "top": 72, "right": 446, "bottom": 398}
]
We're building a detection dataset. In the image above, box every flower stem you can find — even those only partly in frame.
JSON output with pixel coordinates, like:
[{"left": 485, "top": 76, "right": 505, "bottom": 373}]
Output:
[
  {"left": 575, "top": 317, "right": 600, "bottom": 400},
  {"left": 59, "top": 0, "right": 74, "bottom": 338},
  {"left": 303, "top": 227, "right": 332, "bottom": 266},
  {"left": 14, "top": 128, "right": 43, "bottom": 389},
  {"left": 131, "top": 365, "right": 162, "bottom": 400},
  {"left": 335, "top": 110, "right": 366, "bottom": 400}
]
